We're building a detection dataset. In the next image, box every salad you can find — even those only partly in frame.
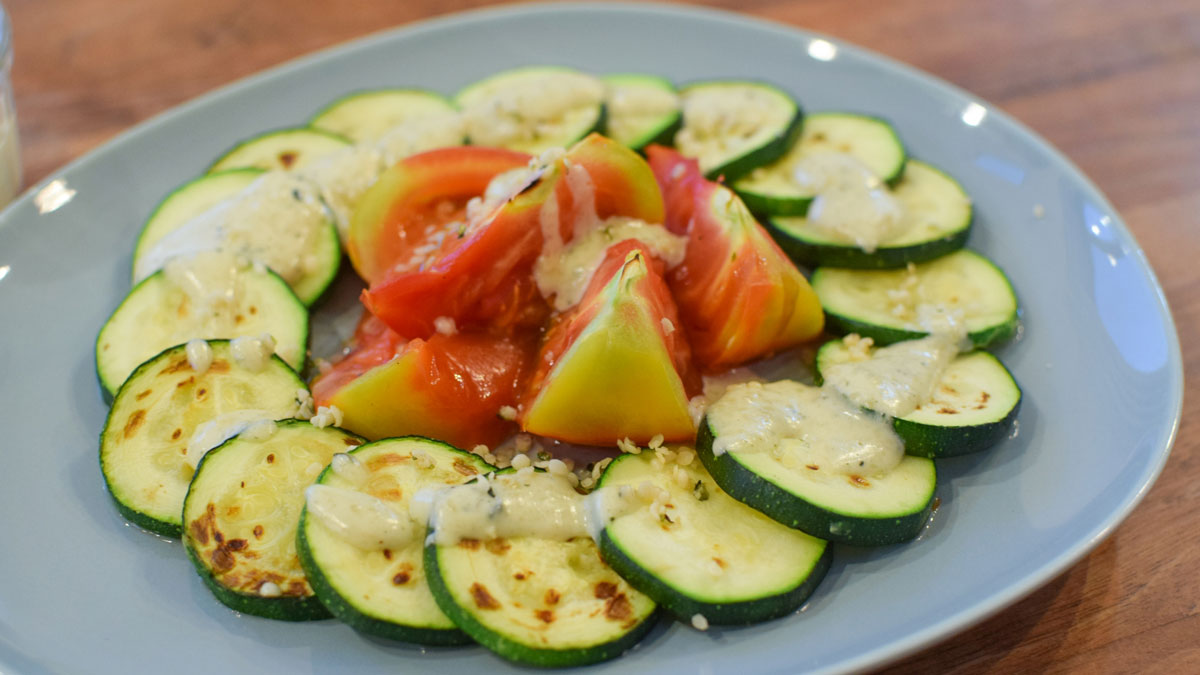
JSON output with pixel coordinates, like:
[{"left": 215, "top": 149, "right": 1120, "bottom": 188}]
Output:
[{"left": 95, "top": 65, "right": 1021, "bottom": 667}]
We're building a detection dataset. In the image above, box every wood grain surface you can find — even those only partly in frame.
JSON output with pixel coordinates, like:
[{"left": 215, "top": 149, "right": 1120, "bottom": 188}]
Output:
[{"left": 9, "top": 0, "right": 1197, "bottom": 672}]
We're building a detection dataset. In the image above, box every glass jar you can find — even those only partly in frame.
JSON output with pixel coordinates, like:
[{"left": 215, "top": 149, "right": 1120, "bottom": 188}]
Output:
[{"left": 0, "top": 3, "right": 19, "bottom": 206}]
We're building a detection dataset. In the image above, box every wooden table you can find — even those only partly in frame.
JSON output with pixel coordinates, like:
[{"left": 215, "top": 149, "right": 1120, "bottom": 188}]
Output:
[{"left": 11, "top": 0, "right": 1197, "bottom": 671}]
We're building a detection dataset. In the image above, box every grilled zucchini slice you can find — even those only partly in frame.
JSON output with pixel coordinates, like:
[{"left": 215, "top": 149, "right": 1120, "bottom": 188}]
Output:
[
  {"left": 594, "top": 452, "right": 830, "bottom": 624},
  {"left": 811, "top": 249, "right": 1019, "bottom": 347},
  {"left": 182, "top": 419, "right": 365, "bottom": 620},
  {"left": 456, "top": 65, "right": 606, "bottom": 154},
  {"left": 208, "top": 127, "right": 351, "bottom": 173},
  {"left": 96, "top": 256, "right": 308, "bottom": 398},
  {"left": 674, "top": 80, "right": 802, "bottom": 181},
  {"left": 297, "top": 437, "right": 493, "bottom": 645},
  {"left": 99, "top": 340, "right": 305, "bottom": 536}
]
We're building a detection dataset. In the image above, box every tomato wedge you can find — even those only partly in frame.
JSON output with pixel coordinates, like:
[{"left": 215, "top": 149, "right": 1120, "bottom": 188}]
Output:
[
  {"left": 646, "top": 146, "right": 825, "bottom": 370},
  {"left": 521, "top": 239, "right": 699, "bottom": 445},
  {"left": 312, "top": 312, "right": 535, "bottom": 450},
  {"left": 346, "top": 146, "right": 532, "bottom": 284},
  {"left": 310, "top": 312, "right": 405, "bottom": 405},
  {"left": 363, "top": 134, "right": 666, "bottom": 338}
]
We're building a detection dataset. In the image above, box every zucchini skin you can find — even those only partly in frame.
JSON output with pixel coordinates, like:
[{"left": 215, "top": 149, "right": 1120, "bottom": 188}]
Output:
[
  {"left": 295, "top": 513, "right": 473, "bottom": 645},
  {"left": 635, "top": 113, "right": 680, "bottom": 152},
  {"left": 696, "top": 419, "right": 936, "bottom": 547},
  {"left": 737, "top": 190, "right": 812, "bottom": 219},
  {"left": 765, "top": 218, "right": 971, "bottom": 270},
  {"left": 423, "top": 542, "right": 658, "bottom": 668},
  {"left": 821, "top": 309, "right": 1018, "bottom": 349},
  {"left": 595, "top": 527, "right": 830, "bottom": 625}
]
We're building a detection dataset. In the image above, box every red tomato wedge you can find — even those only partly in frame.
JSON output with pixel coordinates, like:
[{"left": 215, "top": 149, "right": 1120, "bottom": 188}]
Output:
[
  {"left": 312, "top": 312, "right": 534, "bottom": 450},
  {"left": 521, "top": 240, "right": 699, "bottom": 445},
  {"left": 646, "top": 146, "right": 825, "bottom": 370},
  {"left": 363, "top": 134, "right": 665, "bottom": 338},
  {"left": 346, "top": 146, "right": 532, "bottom": 284}
]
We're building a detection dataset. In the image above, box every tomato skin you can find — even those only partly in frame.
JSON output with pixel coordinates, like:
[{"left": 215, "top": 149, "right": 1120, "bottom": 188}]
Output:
[
  {"left": 559, "top": 133, "right": 665, "bottom": 226},
  {"left": 363, "top": 134, "right": 667, "bottom": 338},
  {"left": 646, "top": 146, "right": 825, "bottom": 370},
  {"left": 347, "top": 146, "right": 532, "bottom": 284},
  {"left": 313, "top": 312, "right": 535, "bottom": 449},
  {"left": 521, "top": 239, "right": 699, "bottom": 445}
]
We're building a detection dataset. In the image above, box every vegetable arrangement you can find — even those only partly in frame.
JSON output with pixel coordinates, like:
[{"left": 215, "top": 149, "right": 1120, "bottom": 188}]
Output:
[{"left": 94, "top": 65, "right": 1022, "bottom": 667}]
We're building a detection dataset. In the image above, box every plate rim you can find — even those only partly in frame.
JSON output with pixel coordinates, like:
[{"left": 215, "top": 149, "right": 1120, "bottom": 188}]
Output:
[{"left": 0, "top": 2, "right": 1183, "bottom": 673}]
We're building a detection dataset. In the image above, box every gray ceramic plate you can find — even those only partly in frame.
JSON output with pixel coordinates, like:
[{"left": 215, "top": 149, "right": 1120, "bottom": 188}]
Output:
[{"left": 0, "top": 3, "right": 1181, "bottom": 674}]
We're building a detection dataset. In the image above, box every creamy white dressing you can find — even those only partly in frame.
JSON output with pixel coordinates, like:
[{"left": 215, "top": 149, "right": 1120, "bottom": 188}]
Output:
[
  {"left": 161, "top": 250, "right": 244, "bottom": 338},
  {"left": 822, "top": 332, "right": 963, "bottom": 417},
  {"left": 135, "top": 171, "right": 331, "bottom": 287},
  {"left": 185, "top": 339, "right": 214, "bottom": 374},
  {"left": 532, "top": 161, "right": 686, "bottom": 310},
  {"left": 184, "top": 411, "right": 278, "bottom": 469},
  {"left": 305, "top": 484, "right": 418, "bottom": 551},
  {"left": 535, "top": 217, "right": 687, "bottom": 311},
  {"left": 583, "top": 482, "right": 653, "bottom": 540},
  {"left": 424, "top": 471, "right": 593, "bottom": 546},
  {"left": 230, "top": 333, "right": 276, "bottom": 372},
  {"left": 705, "top": 380, "right": 904, "bottom": 476},
  {"left": 460, "top": 72, "right": 605, "bottom": 149},
  {"left": 795, "top": 152, "right": 905, "bottom": 253},
  {"left": 300, "top": 144, "right": 385, "bottom": 241},
  {"left": 301, "top": 453, "right": 671, "bottom": 551},
  {"left": 374, "top": 112, "right": 466, "bottom": 166},
  {"left": 329, "top": 452, "right": 369, "bottom": 486}
]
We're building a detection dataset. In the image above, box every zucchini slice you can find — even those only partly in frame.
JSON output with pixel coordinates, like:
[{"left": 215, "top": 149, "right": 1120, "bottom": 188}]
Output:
[
  {"left": 594, "top": 452, "right": 830, "bottom": 624},
  {"left": 811, "top": 249, "right": 1019, "bottom": 347},
  {"left": 424, "top": 471, "right": 657, "bottom": 667},
  {"left": 296, "top": 438, "right": 494, "bottom": 645},
  {"left": 208, "top": 127, "right": 352, "bottom": 173},
  {"left": 96, "top": 256, "right": 308, "bottom": 398},
  {"left": 182, "top": 419, "right": 365, "bottom": 620},
  {"left": 601, "top": 73, "right": 681, "bottom": 151},
  {"left": 675, "top": 81, "right": 803, "bottom": 181},
  {"left": 131, "top": 171, "right": 342, "bottom": 306},
  {"left": 765, "top": 160, "right": 971, "bottom": 268},
  {"left": 131, "top": 168, "right": 264, "bottom": 276},
  {"left": 99, "top": 340, "right": 305, "bottom": 536},
  {"left": 310, "top": 88, "right": 460, "bottom": 144},
  {"left": 733, "top": 112, "right": 907, "bottom": 216},
  {"left": 816, "top": 339, "right": 1022, "bottom": 458},
  {"left": 697, "top": 380, "right": 937, "bottom": 546},
  {"left": 456, "top": 65, "right": 607, "bottom": 154}
]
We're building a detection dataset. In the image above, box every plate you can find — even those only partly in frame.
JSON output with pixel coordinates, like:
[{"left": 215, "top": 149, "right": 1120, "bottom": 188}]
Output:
[{"left": 0, "top": 3, "right": 1181, "bottom": 673}]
